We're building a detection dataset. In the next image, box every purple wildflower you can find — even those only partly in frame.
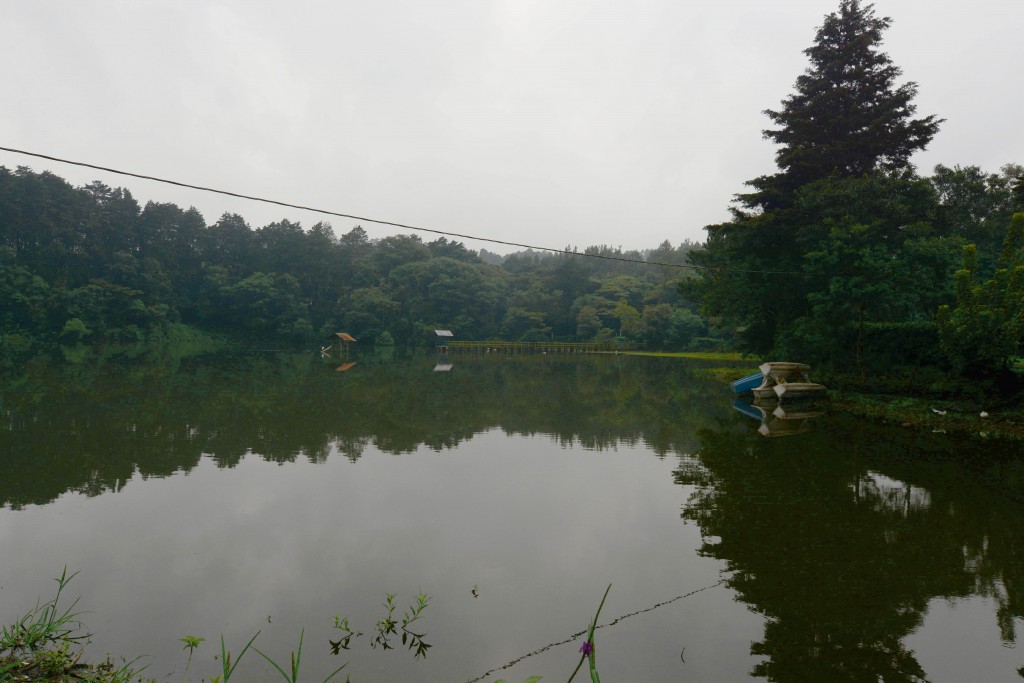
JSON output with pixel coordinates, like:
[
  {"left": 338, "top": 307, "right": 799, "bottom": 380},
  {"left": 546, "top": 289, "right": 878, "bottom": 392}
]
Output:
[{"left": 579, "top": 640, "right": 593, "bottom": 657}]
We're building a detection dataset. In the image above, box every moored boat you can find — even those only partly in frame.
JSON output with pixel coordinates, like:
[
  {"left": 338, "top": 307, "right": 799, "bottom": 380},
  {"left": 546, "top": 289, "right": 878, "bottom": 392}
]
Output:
[
  {"left": 731, "top": 372, "right": 764, "bottom": 394},
  {"left": 751, "top": 362, "right": 827, "bottom": 402},
  {"left": 774, "top": 381, "right": 827, "bottom": 399}
]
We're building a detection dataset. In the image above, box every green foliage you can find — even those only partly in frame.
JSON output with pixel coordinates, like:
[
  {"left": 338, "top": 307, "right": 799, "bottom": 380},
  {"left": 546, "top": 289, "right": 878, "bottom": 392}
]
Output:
[
  {"left": 501, "top": 307, "right": 551, "bottom": 341},
  {"left": 611, "top": 299, "right": 641, "bottom": 338},
  {"left": 1, "top": 165, "right": 708, "bottom": 355},
  {"left": 179, "top": 634, "right": 205, "bottom": 650},
  {"left": 254, "top": 629, "right": 349, "bottom": 683},
  {"left": 0, "top": 568, "right": 151, "bottom": 683},
  {"left": 690, "top": 173, "right": 955, "bottom": 362},
  {"left": 747, "top": 0, "right": 941, "bottom": 208},
  {"left": 687, "top": 1, "right": 968, "bottom": 367},
  {"left": 930, "top": 163, "right": 1023, "bottom": 264},
  {"left": 1, "top": 567, "right": 84, "bottom": 655},
  {"left": 60, "top": 317, "right": 92, "bottom": 341},
  {"left": 0, "top": 246, "right": 52, "bottom": 335},
  {"left": 575, "top": 305, "right": 602, "bottom": 340},
  {"left": 858, "top": 321, "right": 942, "bottom": 369},
  {"left": 667, "top": 308, "right": 707, "bottom": 349},
  {"left": 372, "top": 593, "right": 399, "bottom": 650},
  {"left": 212, "top": 272, "right": 314, "bottom": 340},
  {"left": 936, "top": 214, "right": 1024, "bottom": 370},
  {"left": 210, "top": 631, "right": 260, "bottom": 683},
  {"left": 775, "top": 176, "right": 951, "bottom": 364}
]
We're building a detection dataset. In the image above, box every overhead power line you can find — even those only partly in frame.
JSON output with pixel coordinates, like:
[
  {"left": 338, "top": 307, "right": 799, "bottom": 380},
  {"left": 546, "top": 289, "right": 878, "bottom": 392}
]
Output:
[{"left": 0, "top": 145, "right": 819, "bottom": 276}]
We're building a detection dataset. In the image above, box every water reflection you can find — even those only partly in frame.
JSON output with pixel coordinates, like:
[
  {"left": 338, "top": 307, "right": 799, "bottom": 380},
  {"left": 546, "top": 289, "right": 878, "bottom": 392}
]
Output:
[
  {"left": 1, "top": 353, "right": 1022, "bottom": 681},
  {"left": 854, "top": 471, "right": 932, "bottom": 517},
  {"left": 732, "top": 399, "right": 824, "bottom": 437},
  {"left": 0, "top": 352, "right": 715, "bottom": 508},
  {"left": 678, "top": 414, "right": 1024, "bottom": 681}
]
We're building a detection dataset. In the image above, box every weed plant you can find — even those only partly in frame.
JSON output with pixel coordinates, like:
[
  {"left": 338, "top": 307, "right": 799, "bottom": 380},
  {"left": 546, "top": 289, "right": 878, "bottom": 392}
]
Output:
[
  {"left": 4, "top": 572, "right": 609, "bottom": 683},
  {"left": 495, "top": 584, "right": 612, "bottom": 683},
  {"left": 0, "top": 568, "right": 149, "bottom": 682}
]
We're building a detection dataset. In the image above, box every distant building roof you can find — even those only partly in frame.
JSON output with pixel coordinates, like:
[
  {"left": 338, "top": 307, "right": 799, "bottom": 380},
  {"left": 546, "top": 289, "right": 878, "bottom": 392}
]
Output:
[
  {"left": 333, "top": 332, "right": 357, "bottom": 342},
  {"left": 434, "top": 329, "right": 454, "bottom": 337}
]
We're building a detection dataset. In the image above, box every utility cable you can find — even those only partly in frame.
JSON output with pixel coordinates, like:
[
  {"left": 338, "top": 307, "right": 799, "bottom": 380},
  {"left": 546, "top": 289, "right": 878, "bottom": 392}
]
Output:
[
  {"left": 465, "top": 579, "right": 727, "bottom": 683},
  {"left": 1, "top": 145, "right": 831, "bottom": 276}
]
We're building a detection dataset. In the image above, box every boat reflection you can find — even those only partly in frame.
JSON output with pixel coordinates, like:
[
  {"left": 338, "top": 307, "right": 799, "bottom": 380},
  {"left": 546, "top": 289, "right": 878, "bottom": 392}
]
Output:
[{"left": 732, "top": 399, "right": 824, "bottom": 437}]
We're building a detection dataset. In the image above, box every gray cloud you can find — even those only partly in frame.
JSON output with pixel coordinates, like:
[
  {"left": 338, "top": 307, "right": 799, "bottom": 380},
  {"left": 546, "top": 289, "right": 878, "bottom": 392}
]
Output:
[{"left": 3, "top": 0, "right": 1020, "bottom": 253}]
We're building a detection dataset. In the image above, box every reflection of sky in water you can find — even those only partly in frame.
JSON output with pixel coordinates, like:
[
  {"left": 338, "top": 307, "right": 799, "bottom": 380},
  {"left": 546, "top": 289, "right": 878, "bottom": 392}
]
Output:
[
  {"left": 854, "top": 471, "right": 932, "bottom": 517},
  {"left": 907, "top": 595, "right": 1023, "bottom": 682},
  {"left": 851, "top": 471, "right": 1024, "bottom": 681},
  {"left": 0, "top": 429, "right": 761, "bottom": 682}
]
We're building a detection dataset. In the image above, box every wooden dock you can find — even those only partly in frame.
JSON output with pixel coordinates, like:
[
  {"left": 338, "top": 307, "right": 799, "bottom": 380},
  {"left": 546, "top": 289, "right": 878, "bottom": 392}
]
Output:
[{"left": 439, "top": 341, "right": 616, "bottom": 354}]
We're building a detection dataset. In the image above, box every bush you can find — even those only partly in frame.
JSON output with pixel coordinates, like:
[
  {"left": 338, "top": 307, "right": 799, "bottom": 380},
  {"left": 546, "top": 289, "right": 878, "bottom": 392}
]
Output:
[
  {"left": 858, "top": 321, "right": 943, "bottom": 369},
  {"left": 60, "top": 318, "right": 92, "bottom": 342}
]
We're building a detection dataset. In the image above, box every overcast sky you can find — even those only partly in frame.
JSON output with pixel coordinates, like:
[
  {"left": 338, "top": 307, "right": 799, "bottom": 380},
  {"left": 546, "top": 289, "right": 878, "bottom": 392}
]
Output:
[{"left": 3, "top": 1, "right": 1021, "bottom": 254}]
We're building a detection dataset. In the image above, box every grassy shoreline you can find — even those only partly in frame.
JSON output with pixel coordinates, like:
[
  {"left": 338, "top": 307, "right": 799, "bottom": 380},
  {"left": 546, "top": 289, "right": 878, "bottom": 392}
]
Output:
[
  {"left": 828, "top": 392, "right": 1024, "bottom": 440},
  {"left": 626, "top": 350, "right": 1024, "bottom": 441}
]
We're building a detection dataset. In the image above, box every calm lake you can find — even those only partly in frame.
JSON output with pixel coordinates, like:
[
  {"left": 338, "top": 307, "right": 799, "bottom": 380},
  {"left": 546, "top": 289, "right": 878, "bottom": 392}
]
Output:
[{"left": 1, "top": 350, "right": 1022, "bottom": 682}]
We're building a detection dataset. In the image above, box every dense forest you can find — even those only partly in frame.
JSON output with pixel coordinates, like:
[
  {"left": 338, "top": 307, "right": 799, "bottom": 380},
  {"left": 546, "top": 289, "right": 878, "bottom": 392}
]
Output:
[
  {"left": 686, "top": 1, "right": 1024, "bottom": 377},
  {"left": 2, "top": 152, "right": 1021, "bottom": 378},
  {"left": 0, "top": 164, "right": 708, "bottom": 364},
  {"left": 3, "top": 0, "right": 1024, "bottom": 382}
]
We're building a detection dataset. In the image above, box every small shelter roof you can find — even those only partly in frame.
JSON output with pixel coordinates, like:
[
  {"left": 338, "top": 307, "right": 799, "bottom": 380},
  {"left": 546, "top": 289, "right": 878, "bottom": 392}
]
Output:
[
  {"left": 333, "top": 332, "right": 357, "bottom": 342},
  {"left": 434, "top": 329, "right": 454, "bottom": 337}
]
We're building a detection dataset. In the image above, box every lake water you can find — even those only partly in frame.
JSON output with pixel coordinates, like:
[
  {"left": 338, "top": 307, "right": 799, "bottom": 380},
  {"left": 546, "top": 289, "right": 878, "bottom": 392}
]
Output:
[{"left": 1, "top": 351, "right": 1022, "bottom": 682}]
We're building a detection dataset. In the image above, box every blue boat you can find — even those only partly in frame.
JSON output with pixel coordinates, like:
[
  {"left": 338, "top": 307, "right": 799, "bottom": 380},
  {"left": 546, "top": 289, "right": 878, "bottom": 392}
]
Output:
[
  {"left": 730, "top": 372, "right": 763, "bottom": 394},
  {"left": 732, "top": 399, "right": 767, "bottom": 420}
]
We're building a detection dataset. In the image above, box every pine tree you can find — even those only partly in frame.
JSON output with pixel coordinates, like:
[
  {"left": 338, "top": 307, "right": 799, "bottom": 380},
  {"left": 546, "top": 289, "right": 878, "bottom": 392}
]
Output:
[
  {"left": 688, "top": 0, "right": 946, "bottom": 358},
  {"left": 743, "top": 0, "right": 942, "bottom": 210}
]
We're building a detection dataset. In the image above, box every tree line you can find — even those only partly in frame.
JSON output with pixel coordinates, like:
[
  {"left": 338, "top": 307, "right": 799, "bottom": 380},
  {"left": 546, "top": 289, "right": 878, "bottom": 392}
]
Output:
[
  {"left": 686, "top": 0, "right": 1024, "bottom": 377},
  {"left": 0, "top": 164, "right": 708, "bottom": 363},
  {"left": 4, "top": 1, "right": 1024, "bottom": 379}
]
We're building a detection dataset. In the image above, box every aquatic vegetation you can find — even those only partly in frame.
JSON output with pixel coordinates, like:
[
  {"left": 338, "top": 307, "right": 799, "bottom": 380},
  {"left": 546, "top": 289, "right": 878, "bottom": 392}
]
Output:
[
  {"left": 366, "top": 592, "right": 432, "bottom": 659},
  {"left": 2, "top": 570, "right": 617, "bottom": 683},
  {"left": 178, "top": 634, "right": 204, "bottom": 673},
  {"left": 1, "top": 567, "right": 85, "bottom": 655},
  {"left": 371, "top": 593, "right": 398, "bottom": 650},
  {"left": 254, "top": 628, "right": 349, "bottom": 683},
  {"left": 184, "top": 592, "right": 431, "bottom": 682},
  {"left": 178, "top": 635, "right": 204, "bottom": 651},
  {"left": 208, "top": 631, "right": 259, "bottom": 683},
  {"left": 329, "top": 616, "right": 362, "bottom": 653},
  {"left": 400, "top": 592, "right": 432, "bottom": 659},
  {"left": 180, "top": 629, "right": 351, "bottom": 683},
  {"left": 566, "top": 584, "right": 611, "bottom": 683},
  {"left": 0, "top": 568, "right": 151, "bottom": 682}
]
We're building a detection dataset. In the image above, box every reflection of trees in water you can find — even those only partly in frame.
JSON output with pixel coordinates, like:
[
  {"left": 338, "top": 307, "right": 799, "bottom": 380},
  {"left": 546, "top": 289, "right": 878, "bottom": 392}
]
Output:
[
  {"left": 6, "top": 353, "right": 1023, "bottom": 678},
  {"left": 0, "top": 352, "right": 720, "bottom": 509},
  {"left": 676, "top": 417, "right": 1024, "bottom": 681}
]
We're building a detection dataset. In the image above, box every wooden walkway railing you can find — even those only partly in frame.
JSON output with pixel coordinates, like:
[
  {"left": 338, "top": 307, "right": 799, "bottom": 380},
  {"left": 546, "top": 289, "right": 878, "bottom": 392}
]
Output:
[{"left": 438, "top": 341, "right": 616, "bottom": 354}]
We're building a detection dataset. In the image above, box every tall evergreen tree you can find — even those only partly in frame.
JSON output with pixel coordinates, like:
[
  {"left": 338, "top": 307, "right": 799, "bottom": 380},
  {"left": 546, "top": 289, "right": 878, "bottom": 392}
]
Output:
[
  {"left": 688, "top": 0, "right": 945, "bottom": 358},
  {"left": 744, "top": 0, "right": 942, "bottom": 210}
]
